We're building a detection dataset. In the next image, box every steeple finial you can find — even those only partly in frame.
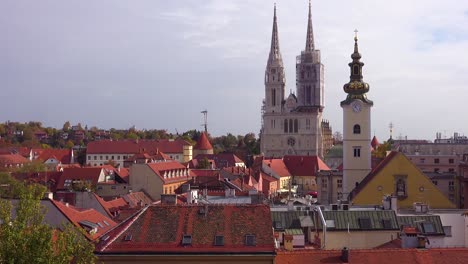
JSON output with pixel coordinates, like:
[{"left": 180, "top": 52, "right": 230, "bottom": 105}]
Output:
[
  {"left": 305, "top": 0, "right": 315, "bottom": 52},
  {"left": 352, "top": 29, "right": 361, "bottom": 61},
  {"left": 268, "top": 3, "right": 282, "bottom": 63}
]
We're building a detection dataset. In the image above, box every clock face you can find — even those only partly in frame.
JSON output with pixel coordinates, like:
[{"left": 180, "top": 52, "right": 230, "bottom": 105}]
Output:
[{"left": 351, "top": 101, "right": 362, "bottom": 113}]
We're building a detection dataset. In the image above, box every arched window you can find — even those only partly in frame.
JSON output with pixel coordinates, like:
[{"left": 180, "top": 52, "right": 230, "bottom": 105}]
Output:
[
  {"left": 289, "top": 119, "right": 293, "bottom": 134},
  {"left": 353, "top": 124, "right": 361, "bottom": 134},
  {"left": 284, "top": 119, "right": 288, "bottom": 133},
  {"left": 294, "top": 119, "right": 298, "bottom": 133},
  {"left": 272, "top": 89, "right": 276, "bottom": 106}
]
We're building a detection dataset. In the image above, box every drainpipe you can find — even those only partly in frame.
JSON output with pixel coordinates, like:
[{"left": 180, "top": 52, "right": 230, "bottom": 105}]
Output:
[{"left": 316, "top": 205, "right": 327, "bottom": 249}]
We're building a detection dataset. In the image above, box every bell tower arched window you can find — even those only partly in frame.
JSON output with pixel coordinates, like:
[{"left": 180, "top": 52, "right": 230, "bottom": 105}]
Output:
[
  {"left": 353, "top": 124, "right": 361, "bottom": 134},
  {"left": 284, "top": 119, "right": 288, "bottom": 133}
]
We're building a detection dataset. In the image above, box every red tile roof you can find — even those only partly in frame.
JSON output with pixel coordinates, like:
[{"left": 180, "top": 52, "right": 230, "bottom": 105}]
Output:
[
  {"left": 275, "top": 248, "right": 468, "bottom": 264},
  {"left": 263, "top": 159, "right": 291, "bottom": 177},
  {"left": 33, "top": 148, "right": 72, "bottom": 164},
  {"left": 94, "top": 193, "right": 129, "bottom": 217},
  {"left": 0, "top": 153, "right": 29, "bottom": 165},
  {"left": 194, "top": 132, "right": 213, "bottom": 150},
  {"left": 50, "top": 199, "right": 117, "bottom": 241},
  {"left": 97, "top": 204, "right": 275, "bottom": 254},
  {"left": 283, "top": 155, "right": 330, "bottom": 176},
  {"left": 11, "top": 171, "right": 62, "bottom": 192},
  {"left": 87, "top": 139, "right": 190, "bottom": 154},
  {"left": 0, "top": 147, "right": 31, "bottom": 157},
  {"left": 147, "top": 161, "right": 190, "bottom": 184},
  {"left": 56, "top": 167, "right": 104, "bottom": 190},
  {"left": 190, "top": 169, "right": 220, "bottom": 177},
  {"left": 194, "top": 153, "right": 244, "bottom": 168},
  {"left": 122, "top": 192, "right": 154, "bottom": 207}
]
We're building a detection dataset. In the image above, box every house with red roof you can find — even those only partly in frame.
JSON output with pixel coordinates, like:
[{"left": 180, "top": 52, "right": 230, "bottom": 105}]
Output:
[
  {"left": 86, "top": 139, "right": 193, "bottom": 167},
  {"left": 0, "top": 153, "right": 29, "bottom": 171},
  {"left": 283, "top": 155, "right": 330, "bottom": 195},
  {"left": 32, "top": 148, "right": 74, "bottom": 170},
  {"left": 95, "top": 204, "right": 275, "bottom": 263},
  {"left": 260, "top": 158, "right": 292, "bottom": 195},
  {"left": 123, "top": 149, "right": 171, "bottom": 168},
  {"left": 40, "top": 199, "right": 118, "bottom": 241},
  {"left": 130, "top": 161, "right": 191, "bottom": 201}
]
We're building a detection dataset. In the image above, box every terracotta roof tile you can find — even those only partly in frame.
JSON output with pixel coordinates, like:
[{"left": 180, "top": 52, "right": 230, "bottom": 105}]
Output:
[
  {"left": 263, "top": 159, "right": 291, "bottom": 177},
  {"left": 283, "top": 155, "right": 330, "bottom": 176},
  {"left": 194, "top": 132, "right": 213, "bottom": 150},
  {"left": 33, "top": 148, "right": 72, "bottom": 164},
  {"left": 87, "top": 139, "right": 190, "bottom": 155},
  {"left": 56, "top": 167, "right": 104, "bottom": 189},
  {"left": 275, "top": 248, "right": 468, "bottom": 264},
  {"left": 98, "top": 204, "right": 275, "bottom": 254},
  {"left": 50, "top": 199, "right": 117, "bottom": 241},
  {"left": 0, "top": 153, "right": 29, "bottom": 165}
]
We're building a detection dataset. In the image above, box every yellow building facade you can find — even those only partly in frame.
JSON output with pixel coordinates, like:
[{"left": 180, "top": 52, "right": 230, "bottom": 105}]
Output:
[{"left": 351, "top": 152, "right": 455, "bottom": 209}]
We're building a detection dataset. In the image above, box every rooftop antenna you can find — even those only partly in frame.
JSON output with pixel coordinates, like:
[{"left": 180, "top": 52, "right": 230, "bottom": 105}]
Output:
[
  {"left": 201, "top": 110, "right": 208, "bottom": 133},
  {"left": 389, "top": 122, "right": 394, "bottom": 139}
]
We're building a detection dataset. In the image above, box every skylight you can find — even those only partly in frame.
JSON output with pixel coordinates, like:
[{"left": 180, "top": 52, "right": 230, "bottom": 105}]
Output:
[
  {"left": 182, "top": 235, "right": 192, "bottom": 246},
  {"left": 214, "top": 235, "right": 224, "bottom": 246},
  {"left": 245, "top": 234, "right": 256, "bottom": 246}
]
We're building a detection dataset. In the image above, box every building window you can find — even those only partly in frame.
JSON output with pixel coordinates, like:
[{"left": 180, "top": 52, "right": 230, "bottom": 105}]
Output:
[
  {"left": 289, "top": 119, "right": 293, "bottom": 134},
  {"left": 353, "top": 124, "right": 361, "bottom": 134},
  {"left": 434, "top": 168, "right": 440, "bottom": 173},
  {"left": 449, "top": 181, "right": 455, "bottom": 192},
  {"left": 434, "top": 158, "right": 439, "bottom": 164},
  {"left": 117, "top": 155, "right": 120, "bottom": 160},
  {"left": 443, "top": 226, "right": 452, "bottom": 237},
  {"left": 432, "top": 180, "right": 438, "bottom": 186},
  {"left": 105, "top": 156, "right": 109, "bottom": 160},
  {"left": 100, "top": 156, "right": 103, "bottom": 160},
  {"left": 111, "top": 156, "right": 114, "bottom": 160},
  {"left": 449, "top": 168, "right": 455, "bottom": 173},
  {"left": 272, "top": 89, "right": 276, "bottom": 106},
  {"left": 420, "top": 158, "right": 425, "bottom": 164},
  {"left": 449, "top": 159, "right": 454, "bottom": 164},
  {"left": 165, "top": 187, "right": 168, "bottom": 194},
  {"left": 306, "top": 119, "right": 310, "bottom": 130},
  {"left": 94, "top": 156, "right": 97, "bottom": 160},
  {"left": 294, "top": 119, "right": 298, "bottom": 133},
  {"left": 87, "top": 155, "right": 91, "bottom": 160},
  {"left": 395, "top": 177, "right": 407, "bottom": 197},
  {"left": 321, "top": 178, "right": 327, "bottom": 188},
  {"left": 353, "top": 147, "right": 361, "bottom": 157},
  {"left": 337, "top": 179, "right": 342, "bottom": 188},
  {"left": 284, "top": 119, "right": 288, "bottom": 133},
  {"left": 353, "top": 65, "right": 359, "bottom": 75}
]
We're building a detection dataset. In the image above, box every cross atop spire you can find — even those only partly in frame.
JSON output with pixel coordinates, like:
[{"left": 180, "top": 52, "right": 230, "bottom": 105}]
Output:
[
  {"left": 305, "top": 0, "right": 315, "bottom": 52},
  {"left": 268, "top": 3, "right": 282, "bottom": 64}
]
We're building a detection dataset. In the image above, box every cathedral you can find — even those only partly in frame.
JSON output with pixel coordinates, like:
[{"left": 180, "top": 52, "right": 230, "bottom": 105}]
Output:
[{"left": 260, "top": 3, "right": 331, "bottom": 158}]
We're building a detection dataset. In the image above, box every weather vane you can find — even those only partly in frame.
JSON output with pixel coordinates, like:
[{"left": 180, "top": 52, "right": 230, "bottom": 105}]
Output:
[{"left": 354, "top": 29, "right": 358, "bottom": 40}]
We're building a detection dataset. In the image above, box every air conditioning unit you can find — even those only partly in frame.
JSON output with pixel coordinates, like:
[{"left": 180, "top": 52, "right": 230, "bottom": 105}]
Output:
[{"left": 331, "top": 204, "right": 339, "bottom": 211}]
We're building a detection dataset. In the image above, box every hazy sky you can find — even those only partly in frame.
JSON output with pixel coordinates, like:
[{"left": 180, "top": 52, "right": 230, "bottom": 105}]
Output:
[{"left": 2, "top": 1, "right": 468, "bottom": 141}]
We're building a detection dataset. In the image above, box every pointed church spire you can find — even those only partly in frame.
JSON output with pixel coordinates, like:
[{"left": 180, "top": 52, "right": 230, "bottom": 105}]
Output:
[
  {"left": 268, "top": 3, "right": 282, "bottom": 64},
  {"left": 305, "top": 0, "right": 315, "bottom": 52}
]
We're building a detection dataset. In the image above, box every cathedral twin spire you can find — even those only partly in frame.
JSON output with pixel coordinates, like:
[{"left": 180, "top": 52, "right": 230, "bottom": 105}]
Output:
[
  {"left": 268, "top": 4, "right": 282, "bottom": 66},
  {"left": 268, "top": 1, "right": 316, "bottom": 65},
  {"left": 305, "top": 1, "right": 315, "bottom": 52}
]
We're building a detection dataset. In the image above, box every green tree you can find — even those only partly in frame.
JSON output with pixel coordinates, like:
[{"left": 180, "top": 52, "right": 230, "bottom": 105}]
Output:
[
  {"left": 0, "top": 182, "right": 96, "bottom": 263},
  {"left": 16, "top": 161, "right": 47, "bottom": 173},
  {"left": 65, "top": 140, "right": 74, "bottom": 149},
  {"left": 62, "top": 121, "right": 71, "bottom": 131},
  {"left": 196, "top": 157, "right": 211, "bottom": 169}
]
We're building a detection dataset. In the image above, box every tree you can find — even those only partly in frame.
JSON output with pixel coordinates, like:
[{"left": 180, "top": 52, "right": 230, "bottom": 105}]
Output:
[
  {"left": 196, "top": 157, "right": 211, "bottom": 169},
  {"left": 0, "top": 181, "right": 96, "bottom": 263},
  {"left": 62, "top": 121, "right": 71, "bottom": 131},
  {"left": 16, "top": 161, "right": 47, "bottom": 174},
  {"left": 65, "top": 140, "right": 74, "bottom": 149}
]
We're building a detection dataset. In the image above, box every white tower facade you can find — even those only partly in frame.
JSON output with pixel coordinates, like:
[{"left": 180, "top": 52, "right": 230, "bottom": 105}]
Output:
[
  {"left": 341, "top": 33, "right": 373, "bottom": 198},
  {"left": 261, "top": 2, "right": 325, "bottom": 158}
]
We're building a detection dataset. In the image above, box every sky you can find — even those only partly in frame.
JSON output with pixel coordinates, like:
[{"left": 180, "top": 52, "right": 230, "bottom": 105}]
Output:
[{"left": 2, "top": 0, "right": 468, "bottom": 141}]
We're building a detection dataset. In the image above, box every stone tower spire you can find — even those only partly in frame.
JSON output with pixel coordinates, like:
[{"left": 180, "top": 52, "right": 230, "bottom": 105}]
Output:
[
  {"left": 268, "top": 4, "right": 282, "bottom": 66},
  {"left": 305, "top": 0, "right": 314, "bottom": 52}
]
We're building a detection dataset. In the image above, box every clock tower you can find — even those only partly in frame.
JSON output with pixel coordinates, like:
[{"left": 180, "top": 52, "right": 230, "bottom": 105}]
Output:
[{"left": 341, "top": 32, "right": 373, "bottom": 198}]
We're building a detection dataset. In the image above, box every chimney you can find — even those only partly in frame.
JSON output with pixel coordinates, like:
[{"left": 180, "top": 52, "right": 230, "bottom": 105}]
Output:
[
  {"left": 341, "top": 247, "right": 349, "bottom": 263},
  {"left": 390, "top": 195, "right": 398, "bottom": 212}
]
